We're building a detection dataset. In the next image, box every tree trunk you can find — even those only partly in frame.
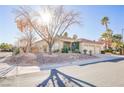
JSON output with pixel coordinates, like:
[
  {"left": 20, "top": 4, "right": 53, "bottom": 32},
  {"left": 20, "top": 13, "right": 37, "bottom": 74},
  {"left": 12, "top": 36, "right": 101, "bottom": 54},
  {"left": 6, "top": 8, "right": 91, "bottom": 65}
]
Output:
[
  {"left": 28, "top": 42, "right": 32, "bottom": 53},
  {"left": 28, "top": 31, "right": 32, "bottom": 53},
  {"left": 105, "top": 23, "right": 108, "bottom": 30},
  {"left": 26, "top": 39, "right": 32, "bottom": 53},
  {"left": 48, "top": 44, "right": 52, "bottom": 55}
]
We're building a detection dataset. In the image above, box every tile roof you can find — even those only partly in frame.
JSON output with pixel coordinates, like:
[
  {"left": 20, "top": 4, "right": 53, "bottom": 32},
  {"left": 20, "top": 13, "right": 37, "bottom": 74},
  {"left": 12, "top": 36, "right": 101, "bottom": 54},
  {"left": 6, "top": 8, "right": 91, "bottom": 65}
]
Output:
[
  {"left": 78, "top": 38, "right": 103, "bottom": 44},
  {"left": 34, "top": 37, "right": 103, "bottom": 45}
]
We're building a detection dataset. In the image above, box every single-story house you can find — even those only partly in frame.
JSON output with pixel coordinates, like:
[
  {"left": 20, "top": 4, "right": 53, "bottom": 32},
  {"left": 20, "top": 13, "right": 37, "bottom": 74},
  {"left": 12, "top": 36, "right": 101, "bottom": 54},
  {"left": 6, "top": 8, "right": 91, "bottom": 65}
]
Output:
[{"left": 31, "top": 36, "right": 104, "bottom": 54}]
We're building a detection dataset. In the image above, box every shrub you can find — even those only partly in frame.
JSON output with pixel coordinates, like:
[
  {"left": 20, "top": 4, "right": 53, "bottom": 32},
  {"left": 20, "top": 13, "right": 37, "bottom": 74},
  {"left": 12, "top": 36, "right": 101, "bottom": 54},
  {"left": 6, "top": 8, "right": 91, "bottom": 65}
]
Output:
[
  {"left": 101, "top": 50, "right": 105, "bottom": 54},
  {"left": 13, "top": 48, "right": 20, "bottom": 55},
  {"left": 61, "top": 47, "right": 68, "bottom": 53},
  {"left": 101, "top": 49, "right": 113, "bottom": 54},
  {"left": 73, "top": 49, "right": 81, "bottom": 53},
  {"left": 83, "top": 49, "right": 87, "bottom": 55},
  {"left": 53, "top": 49, "right": 60, "bottom": 53},
  {"left": 104, "top": 48, "right": 113, "bottom": 53},
  {"left": 68, "top": 47, "right": 71, "bottom": 51},
  {"left": 0, "top": 43, "right": 13, "bottom": 52},
  {"left": 89, "top": 50, "right": 92, "bottom": 56}
]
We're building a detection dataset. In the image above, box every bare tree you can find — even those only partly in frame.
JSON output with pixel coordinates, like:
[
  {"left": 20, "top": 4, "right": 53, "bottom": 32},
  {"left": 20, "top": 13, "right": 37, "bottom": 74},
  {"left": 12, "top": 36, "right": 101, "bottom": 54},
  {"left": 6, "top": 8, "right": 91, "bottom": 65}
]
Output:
[
  {"left": 20, "top": 31, "right": 36, "bottom": 53},
  {"left": 14, "top": 6, "right": 81, "bottom": 55},
  {"left": 16, "top": 17, "right": 36, "bottom": 53}
]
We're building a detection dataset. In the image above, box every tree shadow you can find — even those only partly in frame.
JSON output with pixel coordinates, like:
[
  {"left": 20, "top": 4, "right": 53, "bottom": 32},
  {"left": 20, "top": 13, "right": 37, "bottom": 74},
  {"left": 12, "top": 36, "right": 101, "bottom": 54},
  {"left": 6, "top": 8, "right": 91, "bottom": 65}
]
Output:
[
  {"left": 0, "top": 65, "right": 15, "bottom": 77},
  {"left": 79, "top": 57, "right": 124, "bottom": 66},
  {"left": 37, "top": 69, "right": 96, "bottom": 87}
]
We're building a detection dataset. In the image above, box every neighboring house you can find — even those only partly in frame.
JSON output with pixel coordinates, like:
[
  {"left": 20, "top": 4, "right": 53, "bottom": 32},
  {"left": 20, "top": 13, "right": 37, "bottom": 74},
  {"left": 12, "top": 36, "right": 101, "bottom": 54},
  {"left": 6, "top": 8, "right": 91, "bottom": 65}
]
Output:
[
  {"left": 78, "top": 38, "right": 104, "bottom": 54},
  {"left": 18, "top": 38, "right": 28, "bottom": 53},
  {"left": 32, "top": 36, "right": 104, "bottom": 54}
]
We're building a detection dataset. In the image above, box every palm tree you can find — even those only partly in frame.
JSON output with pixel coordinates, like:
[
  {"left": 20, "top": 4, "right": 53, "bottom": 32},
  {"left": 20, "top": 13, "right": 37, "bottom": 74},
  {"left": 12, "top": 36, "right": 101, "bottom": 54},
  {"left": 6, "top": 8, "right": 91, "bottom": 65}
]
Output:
[
  {"left": 107, "top": 29, "right": 113, "bottom": 47},
  {"left": 101, "top": 29, "right": 113, "bottom": 49},
  {"left": 112, "top": 34, "right": 122, "bottom": 42},
  {"left": 101, "top": 32, "right": 108, "bottom": 49},
  {"left": 101, "top": 17, "right": 113, "bottom": 49},
  {"left": 112, "top": 34, "right": 122, "bottom": 49},
  {"left": 101, "top": 16, "right": 109, "bottom": 30}
]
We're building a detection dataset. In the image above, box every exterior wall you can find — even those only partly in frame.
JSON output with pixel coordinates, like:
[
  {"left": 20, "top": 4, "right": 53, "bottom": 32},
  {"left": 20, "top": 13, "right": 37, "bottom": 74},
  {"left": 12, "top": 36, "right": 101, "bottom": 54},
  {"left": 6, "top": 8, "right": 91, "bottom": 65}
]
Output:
[
  {"left": 32, "top": 39, "right": 104, "bottom": 54},
  {"left": 52, "top": 40, "right": 63, "bottom": 52},
  {"left": 32, "top": 40, "right": 48, "bottom": 53},
  {"left": 79, "top": 42, "right": 103, "bottom": 54},
  {"left": 32, "top": 39, "right": 64, "bottom": 53}
]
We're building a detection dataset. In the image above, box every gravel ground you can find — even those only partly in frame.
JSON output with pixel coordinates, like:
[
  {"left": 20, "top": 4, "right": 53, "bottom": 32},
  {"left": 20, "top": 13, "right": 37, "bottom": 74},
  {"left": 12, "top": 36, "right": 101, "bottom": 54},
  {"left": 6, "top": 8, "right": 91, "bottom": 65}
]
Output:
[
  {"left": 2, "top": 53, "right": 98, "bottom": 66},
  {"left": 0, "top": 53, "right": 98, "bottom": 78}
]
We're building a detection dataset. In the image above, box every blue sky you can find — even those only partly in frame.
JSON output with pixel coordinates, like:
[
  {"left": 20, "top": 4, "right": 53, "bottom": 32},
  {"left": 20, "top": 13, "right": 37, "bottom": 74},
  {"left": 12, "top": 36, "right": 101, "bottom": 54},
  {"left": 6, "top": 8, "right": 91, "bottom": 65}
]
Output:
[{"left": 0, "top": 5, "right": 124, "bottom": 44}]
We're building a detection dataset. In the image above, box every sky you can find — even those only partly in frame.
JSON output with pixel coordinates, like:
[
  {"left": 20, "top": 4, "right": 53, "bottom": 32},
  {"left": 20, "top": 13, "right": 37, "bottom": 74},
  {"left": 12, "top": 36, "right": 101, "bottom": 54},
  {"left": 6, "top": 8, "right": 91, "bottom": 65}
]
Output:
[{"left": 0, "top": 5, "right": 124, "bottom": 44}]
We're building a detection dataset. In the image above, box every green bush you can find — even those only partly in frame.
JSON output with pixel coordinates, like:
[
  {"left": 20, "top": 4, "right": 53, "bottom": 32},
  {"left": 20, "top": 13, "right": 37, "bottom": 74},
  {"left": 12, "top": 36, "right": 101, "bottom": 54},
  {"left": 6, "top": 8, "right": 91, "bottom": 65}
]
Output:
[
  {"left": 68, "top": 47, "right": 71, "bottom": 51},
  {"left": 61, "top": 47, "right": 68, "bottom": 53},
  {"left": 53, "top": 49, "right": 60, "bottom": 53},
  {"left": 73, "top": 49, "right": 81, "bottom": 53},
  {"left": 89, "top": 50, "right": 92, "bottom": 56},
  {"left": 62, "top": 44, "right": 70, "bottom": 53},
  {"left": 0, "top": 43, "right": 13, "bottom": 52},
  {"left": 101, "top": 48, "right": 113, "bottom": 54},
  {"left": 13, "top": 48, "right": 20, "bottom": 55},
  {"left": 101, "top": 50, "right": 105, "bottom": 54},
  {"left": 83, "top": 49, "right": 87, "bottom": 55},
  {"left": 104, "top": 49, "right": 113, "bottom": 53}
]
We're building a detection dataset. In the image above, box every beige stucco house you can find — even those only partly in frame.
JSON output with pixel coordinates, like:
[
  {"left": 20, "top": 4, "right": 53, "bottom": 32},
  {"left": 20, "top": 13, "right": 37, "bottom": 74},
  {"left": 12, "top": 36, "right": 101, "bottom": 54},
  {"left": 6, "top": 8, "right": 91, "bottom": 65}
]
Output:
[
  {"left": 78, "top": 38, "right": 103, "bottom": 54},
  {"left": 31, "top": 37, "right": 104, "bottom": 54}
]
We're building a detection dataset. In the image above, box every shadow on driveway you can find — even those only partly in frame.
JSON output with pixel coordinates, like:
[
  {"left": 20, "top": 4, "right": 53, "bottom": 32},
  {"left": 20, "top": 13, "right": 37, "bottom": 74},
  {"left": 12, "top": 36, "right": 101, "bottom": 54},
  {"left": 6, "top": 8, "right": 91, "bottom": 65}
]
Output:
[
  {"left": 37, "top": 69, "right": 96, "bottom": 87},
  {"left": 79, "top": 57, "right": 124, "bottom": 66}
]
